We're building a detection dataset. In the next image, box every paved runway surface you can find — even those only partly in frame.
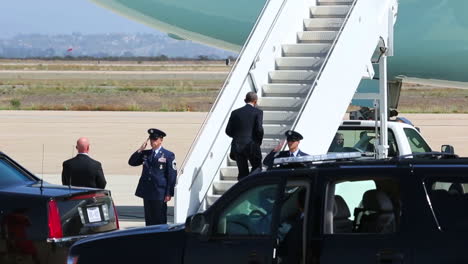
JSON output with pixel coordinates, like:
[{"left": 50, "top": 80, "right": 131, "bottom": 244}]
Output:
[{"left": 1, "top": 111, "right": 467, "bottom": 229}]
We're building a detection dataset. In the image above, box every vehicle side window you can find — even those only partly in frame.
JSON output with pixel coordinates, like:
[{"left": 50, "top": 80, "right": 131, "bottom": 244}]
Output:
[
  {"left": 326, "top": 178, "right": 400, "bottom": 234},
  {"left": 277, "top": 184, "right": 308, "bottom": 241},
  {"left": 216, "top": 184, "right": 278, "bottom": 236},
  {"left": 387, "top": 131, "right": 399, "bottom": 157},
  {"left": 0, "top": 158, "right": 33, "bottom": 186},
  {"left": 277, "top": 184, "right": 308, "bottom": 264},
  {"left": 335, "top": 180, "right": 376, "bottom": 220},
  {"left": 404, "top": 128, "right": 432, "bottom": 153},
  {"left": 426, "top": 179, "right": 468, "bottom": 232},
  {"left": 328, "top": 128, "right": 399, "bottom": 156}
]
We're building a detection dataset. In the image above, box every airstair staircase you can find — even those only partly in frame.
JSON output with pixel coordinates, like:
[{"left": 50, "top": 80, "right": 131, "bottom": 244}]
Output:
[
  {"left": 210, "top": 1, "right": 353, "bottom": 206},
  {"left": 174, "top": 0, "right": 398, "bottom": 223}
]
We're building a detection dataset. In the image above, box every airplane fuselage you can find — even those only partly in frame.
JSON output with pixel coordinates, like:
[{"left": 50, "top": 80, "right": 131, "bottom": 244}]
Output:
[{"left": 91, "top": 0, "right": 468, "bottom": 82}]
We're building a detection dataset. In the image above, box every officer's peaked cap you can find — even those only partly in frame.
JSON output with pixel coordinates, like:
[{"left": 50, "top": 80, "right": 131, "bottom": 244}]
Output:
[
  {"left": 285, "top": 130, "right": 303, "bottom": 142},
  {"left": 148, "top": 128, "right": 166, "bottom": 139}
]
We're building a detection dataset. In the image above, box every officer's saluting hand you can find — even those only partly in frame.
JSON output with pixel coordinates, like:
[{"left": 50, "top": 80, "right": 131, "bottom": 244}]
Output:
[
  {"left": 138, "top": 138, "right": 148, "bottom": 152},
  {"left": 128, "top": 128, "right": 177, "bottom": 226}
]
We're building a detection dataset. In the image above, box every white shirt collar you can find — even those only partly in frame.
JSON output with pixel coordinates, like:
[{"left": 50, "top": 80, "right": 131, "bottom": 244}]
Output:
[
  {"left": 290, "top": 149, "right": 299, "bottom": 157},
  {"left": 153, "top": 146, "right": 162, "bottom": 155},
  {"left": 78, "top": 152, "right": 89, "bottom": 156}
]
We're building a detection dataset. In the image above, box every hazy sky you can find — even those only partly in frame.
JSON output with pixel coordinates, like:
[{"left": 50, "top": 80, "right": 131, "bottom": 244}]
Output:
[{"left": 1, "top": 0, "right": 158, "bottom": 37}]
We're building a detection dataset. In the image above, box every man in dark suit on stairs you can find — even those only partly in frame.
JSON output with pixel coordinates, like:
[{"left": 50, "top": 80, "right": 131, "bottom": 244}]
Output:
[
  {"left": 226, "top": 92, "right": 264, "bottom": 180},
  {"left": 62, "top": 137, "right": 107, "bottom": 189}
]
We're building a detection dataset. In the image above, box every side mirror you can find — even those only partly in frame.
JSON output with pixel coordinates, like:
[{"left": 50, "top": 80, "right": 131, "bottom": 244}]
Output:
[
  {"left": 185, "top": 213, "right": 210, "bottom": 237},
  {"left": 441, "top": 145, "right": 455, "bottom": 154}
]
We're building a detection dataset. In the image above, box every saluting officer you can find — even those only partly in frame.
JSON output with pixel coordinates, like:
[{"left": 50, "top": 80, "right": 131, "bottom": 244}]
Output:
[
  {"left": 263, "top": 130, "right": 308, "bottom": 169},
  {"left": 128, "top": 128, "right": 177, "bottom": 226}
]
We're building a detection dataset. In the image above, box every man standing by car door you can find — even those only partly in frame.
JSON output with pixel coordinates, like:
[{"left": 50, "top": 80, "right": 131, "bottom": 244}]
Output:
[
  {"left": 129, "top": 128, "right": 177, "bottom": 226},
  {"left": 226, "top": 92, "right": 264, "bottom": 180}
]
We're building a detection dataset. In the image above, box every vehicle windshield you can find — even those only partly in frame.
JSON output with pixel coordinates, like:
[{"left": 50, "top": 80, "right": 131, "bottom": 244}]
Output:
[
  {"left": 0, "top": 157, "right": 35, "bottom": 186},
  {"left": 328, "top": 127, "right": 399, "bottom": 156}
]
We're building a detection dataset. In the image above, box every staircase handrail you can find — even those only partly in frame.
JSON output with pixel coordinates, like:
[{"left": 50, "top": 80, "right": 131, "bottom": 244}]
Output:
[
  {"left": 289, "top": 0, "right": 358, "bottom": 134},
  {"left": 178, "top": 0, "right": 290, "bottom": 189}
]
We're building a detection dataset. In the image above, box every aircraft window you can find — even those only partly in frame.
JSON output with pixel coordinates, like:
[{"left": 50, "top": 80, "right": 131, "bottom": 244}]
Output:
[
  {"left": 404, "top": 128, "right": 432, "bottom": 153},
  {"left": 216, "top": 184, "right": 278, "bottom": 236}
]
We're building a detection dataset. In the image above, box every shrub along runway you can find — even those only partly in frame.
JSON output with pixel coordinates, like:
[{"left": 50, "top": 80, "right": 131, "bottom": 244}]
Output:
[{"left": 1, "top": 59, "right": 467, "bottom": 112}]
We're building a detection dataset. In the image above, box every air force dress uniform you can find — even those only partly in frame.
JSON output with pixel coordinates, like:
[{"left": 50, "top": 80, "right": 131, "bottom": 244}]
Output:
[
  {"left": 128, "top": 128, "right": 177, "bottom": 225},
  {"left": 263, "top": 130, "right": 308, "bottom": 169}
]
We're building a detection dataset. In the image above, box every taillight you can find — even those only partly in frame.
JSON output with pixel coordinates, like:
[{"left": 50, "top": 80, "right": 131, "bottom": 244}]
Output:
[
  {"left": 48, "top": 199, "right": 63, "bottom": 238},
  {"left": 113, "top": 202, "right": 120, "bottom": 230}
]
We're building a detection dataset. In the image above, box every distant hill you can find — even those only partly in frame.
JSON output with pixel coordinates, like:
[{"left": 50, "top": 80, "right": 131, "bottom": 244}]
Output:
[{"left": 0, "top": 33, "right": 237, "bottom": 59}]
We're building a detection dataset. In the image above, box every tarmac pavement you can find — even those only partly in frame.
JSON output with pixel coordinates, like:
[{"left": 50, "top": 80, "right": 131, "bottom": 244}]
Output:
[{"left": 1, "top": 111, "right": 467, "bottom": 229}]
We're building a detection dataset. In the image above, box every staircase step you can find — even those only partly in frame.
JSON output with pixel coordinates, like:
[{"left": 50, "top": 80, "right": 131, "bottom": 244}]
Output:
[
  {"left": 269, "top": 70, "right": 318, "bottom": 84},
  {"left": 310, "top": 6, "right": 350, "bottom": 18},
  {"left": 304, "top": 18, "right": 345, "bottom": 31},
  {"left": 227, "top": 152, "right": 275, "bottom": 166},
  {"left": 263, "top": 83, "right": 310, "bottom": 97},
  {"left": 259, "top": 97, "right": 305, "bottom": 111},
  {"left": 263, "top": 110, "right": 299, "bottom": 124},
  {"left": 298, "top": 31, "right": 338, "bottom": 43},
  {"left": 213, "top": 180, "right": 237, "bottom": 194},
  {"left": 220, "top": 167, "right": 241, "bottom": 179},
  {"left": 264, "top": 124, "right": 292, "bottom": 137},
  {"left": 282, "top": 43, "right": 331, "bottom": 57},
  {"left": 275, "top": 57, "right": 324, "bottom": 71},
  {"left": 317, "top": 0, "right": 353, "bottom": 6},
  {"left": 206, "top": 194, "right": 222, "bottom": 207},
  {"left": 227, "top": 157, "right": 237, "bottom": 166},
  {"left": 262, "top": 138, "right": 284, "bottom": 152}
]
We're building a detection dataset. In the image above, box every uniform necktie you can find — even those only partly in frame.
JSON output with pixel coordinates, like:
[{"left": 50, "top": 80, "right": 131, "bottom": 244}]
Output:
[{"left": 290, "top": 152, "right": 294, "bottom": 157}]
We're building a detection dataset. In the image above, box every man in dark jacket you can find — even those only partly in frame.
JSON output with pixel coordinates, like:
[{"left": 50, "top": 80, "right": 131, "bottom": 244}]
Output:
[
  {"left": 225, "top": 92, "right": 264, "bottom": 180},
  {"left": 279, "top": 188, "right": 306, "bottom": 264},
  {"left": 263, "top": 130, "right": 308, "bottom": 169},
  {"left": 62, "top": 137, "right": 106, "bottom": 189},
  {"left": 128, "top": 128, "right": 177, "bottom": 226}
]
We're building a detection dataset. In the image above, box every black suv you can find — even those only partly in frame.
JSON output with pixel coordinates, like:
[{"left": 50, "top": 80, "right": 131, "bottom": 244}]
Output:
[{"left": 68, "top": 155, "right": 468, "bottom": 264}]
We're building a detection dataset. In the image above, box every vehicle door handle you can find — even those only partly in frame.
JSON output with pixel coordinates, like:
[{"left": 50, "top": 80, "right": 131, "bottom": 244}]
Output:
[{"left": 377, "top": 250, "right": 404, "bottom": 264}]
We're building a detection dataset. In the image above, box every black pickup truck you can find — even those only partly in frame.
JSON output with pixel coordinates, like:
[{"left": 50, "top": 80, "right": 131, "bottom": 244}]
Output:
[{"left": 68, "top": 154, "right": 468, "bottom": 264}]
